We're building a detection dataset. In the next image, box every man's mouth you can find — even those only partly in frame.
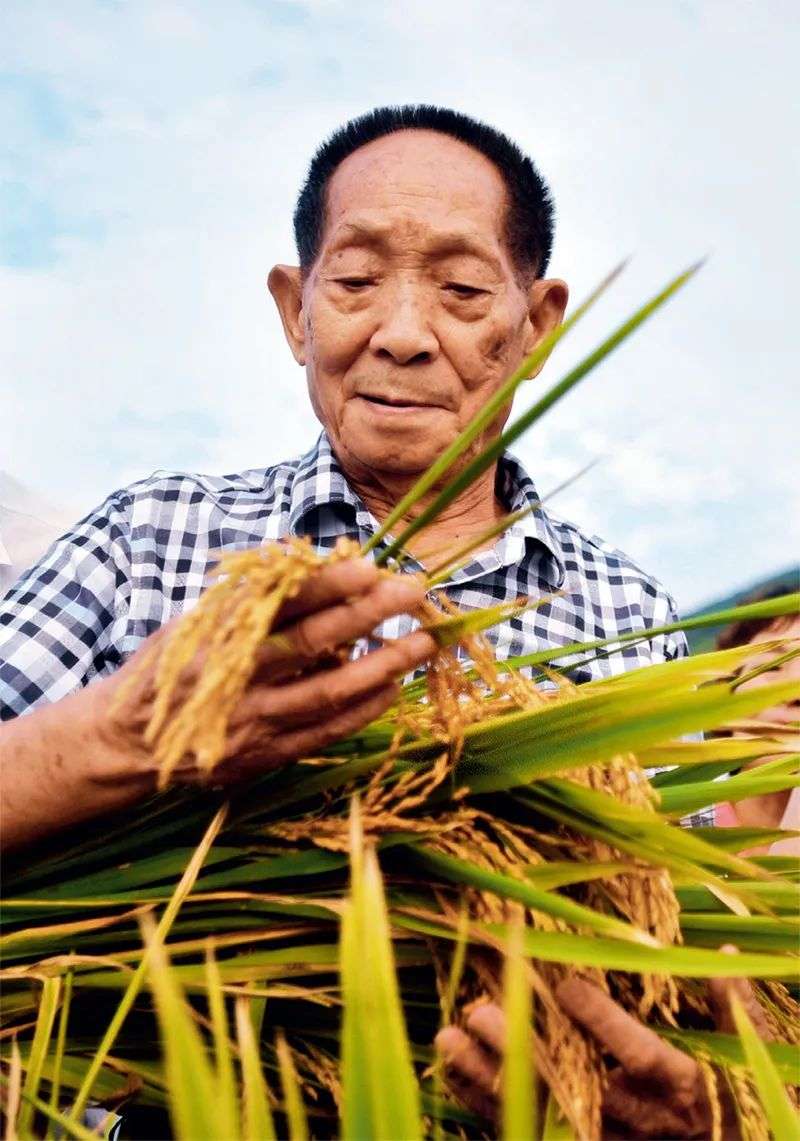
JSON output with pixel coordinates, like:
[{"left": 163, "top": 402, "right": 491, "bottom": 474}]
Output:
[{"left": 356, "top": 394, "right": 438, "bottom": 412}]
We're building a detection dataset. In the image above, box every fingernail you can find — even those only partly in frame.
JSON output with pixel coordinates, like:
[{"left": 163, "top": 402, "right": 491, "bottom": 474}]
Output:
[
  {"left": 405, "top": 630, "right": 437, "bottom": 657},
  {"left": 384, "top": 571, "right": 425, "bottom": 593}
]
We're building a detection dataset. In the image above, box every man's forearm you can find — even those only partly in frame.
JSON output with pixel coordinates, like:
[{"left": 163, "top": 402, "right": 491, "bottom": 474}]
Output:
[
  {"left": 0, "top": 562, "right": 436, "bottom": 851},
  {"left": 0, "top": 685, "right": 156, "bottom": 851}
]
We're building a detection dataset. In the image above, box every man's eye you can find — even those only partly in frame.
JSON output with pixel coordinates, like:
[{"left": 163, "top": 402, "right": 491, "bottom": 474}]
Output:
[
  {"left": 334, "top": 277, "right": 375, "bottom": 290},
  {"left": 445, "top": 282, "right": 486, "bottom": 298}
]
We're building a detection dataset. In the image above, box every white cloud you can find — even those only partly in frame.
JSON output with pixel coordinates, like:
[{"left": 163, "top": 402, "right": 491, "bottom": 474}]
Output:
[{"left": 1, "top": 0, "right": 797, "bottom": 611}]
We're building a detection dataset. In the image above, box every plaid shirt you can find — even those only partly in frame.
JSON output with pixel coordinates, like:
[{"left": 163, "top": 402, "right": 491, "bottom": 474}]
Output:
[
  {"left": 1, "top": 433, "right": 713, "bottom": 823},
  {"left": 0, "top": 431, "right": 688, "bottom": 709}
]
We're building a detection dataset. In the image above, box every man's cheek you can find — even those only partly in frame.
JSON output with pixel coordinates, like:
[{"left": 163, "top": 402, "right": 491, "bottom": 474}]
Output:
[
  {"left": 308, "top": 305, "right": 371, "bottom": 372},
  {"left": 454, "top": 319, "right": 521, "bottom": 393}
]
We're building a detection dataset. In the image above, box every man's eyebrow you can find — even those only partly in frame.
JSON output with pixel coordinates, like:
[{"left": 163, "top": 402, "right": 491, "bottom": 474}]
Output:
[
  {"left": 325, "top": 221, "right": 502, "bottom": 268},
  {"left": 326, "top": 221, "right": 391, "bottom": 248}
]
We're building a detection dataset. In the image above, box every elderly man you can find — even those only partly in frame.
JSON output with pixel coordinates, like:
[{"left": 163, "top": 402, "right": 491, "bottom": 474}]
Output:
[
  {"left": 0, "top": 106, "right": 686, "bottom": 844},
  {"left": 1, "top": 105, "right": 751, "bottom": 1137}
]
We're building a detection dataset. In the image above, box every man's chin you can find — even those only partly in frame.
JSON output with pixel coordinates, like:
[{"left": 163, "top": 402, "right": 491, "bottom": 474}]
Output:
[
  {"left": 339, "top": 404, "right": 455, "bottom": 476},
  {"left": 345, "top": 439, "right": 444, "bottom": 478}
]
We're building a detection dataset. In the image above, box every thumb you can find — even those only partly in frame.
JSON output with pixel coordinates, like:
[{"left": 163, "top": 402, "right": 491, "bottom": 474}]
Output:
[{"left": 707, "top": 945, "right": 773, "bottom": 1040}]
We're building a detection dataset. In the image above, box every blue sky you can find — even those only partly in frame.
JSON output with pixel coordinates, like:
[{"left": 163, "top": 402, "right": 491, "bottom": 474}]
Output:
[{"left": 1, "top": 0, "right": 797, "bottom": 610}]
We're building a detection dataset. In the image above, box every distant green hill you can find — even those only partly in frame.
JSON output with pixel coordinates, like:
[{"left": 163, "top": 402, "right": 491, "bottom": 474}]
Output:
[{"left": 686, "top": 565, "right": 800, "bottom": 654}]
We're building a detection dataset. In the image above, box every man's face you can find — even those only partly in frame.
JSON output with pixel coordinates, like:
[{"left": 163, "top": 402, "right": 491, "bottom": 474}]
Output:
[
  {"left": 739, "top": 615, "right": 800, "bottom": 728},
  {"left": 271, "top": 130, "right": 567, "bottom": 481}
]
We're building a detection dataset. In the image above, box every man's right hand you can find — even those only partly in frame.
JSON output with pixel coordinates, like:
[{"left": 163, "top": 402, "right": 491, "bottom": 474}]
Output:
[
  {"left": 101, "top": 557, "right": 436, "bottom": 785},
  {"left": 1, "top": 557, "right": 435, "bottom": 848}
]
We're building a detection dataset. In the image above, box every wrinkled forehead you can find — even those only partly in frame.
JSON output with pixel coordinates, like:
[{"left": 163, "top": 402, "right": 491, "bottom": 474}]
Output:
[
  {"left": 756, "top": 613, "right": 800, "bottom": 644},
  {"left": 321, "top": 129, "right": 511, "bottom": 257}
]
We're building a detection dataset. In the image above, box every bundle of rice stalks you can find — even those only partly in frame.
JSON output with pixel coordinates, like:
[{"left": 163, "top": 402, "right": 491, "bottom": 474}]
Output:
[{"left": 2, "top": 265, "right": 798, "bottom": 1139}]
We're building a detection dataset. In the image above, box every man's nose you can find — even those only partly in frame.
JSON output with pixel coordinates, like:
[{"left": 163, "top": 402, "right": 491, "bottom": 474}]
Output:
[{"left": 369, "top": 286, "right": 439, "bottom": 365}]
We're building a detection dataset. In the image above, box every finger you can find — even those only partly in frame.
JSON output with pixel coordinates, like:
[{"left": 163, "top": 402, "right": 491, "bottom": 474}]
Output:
[
  {"left": 556, "top": 978, "right": 698, "bottom": 1087},
  {"left": 265, "top": 683, "right": 400, "bottom": 760},
  {"left": 435, "top": 1026, "right": 500, "bottom": 1113},
  {"left": 268, "top": 576, "right": 430, "bottom": 666},
  {"left": 274, "top": 559, "right": 380, "bottom": 625},
  {"left": 708, "top": 945, "right": 773, "bottom": 1040},
  {"left": 603, "top": 1072, "right": 700, "bottom": 1138},
  {"left": 246, "top": 630, "right": 436, "bottom": 723},
  {"left": 465, "top": 1002, "right": 506, "bottom": 1056},
  {"left": 218, "top": 684, "right": 399, "bottom": 780},
  {"left": 442, "top": 1070, "right": 499, "bottom": 1124}
]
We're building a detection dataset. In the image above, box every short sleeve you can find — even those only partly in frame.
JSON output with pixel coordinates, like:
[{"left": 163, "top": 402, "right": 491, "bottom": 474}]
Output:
[
  {"left": 646, "top": 587, "right": 688, "bottom": 664},
  {"left": 0, "top": 492, "right": 132, "bottom": 720}
]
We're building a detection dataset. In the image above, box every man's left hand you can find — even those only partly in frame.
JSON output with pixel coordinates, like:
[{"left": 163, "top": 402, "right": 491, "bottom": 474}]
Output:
[{"left": 435, "top": 959, "right": 770, "bottom": 1138}]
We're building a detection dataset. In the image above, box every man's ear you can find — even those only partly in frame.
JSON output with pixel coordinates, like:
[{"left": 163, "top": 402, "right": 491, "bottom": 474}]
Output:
[
  {"left": 268, "top": 265, "right": 306, "bottom": 365},
  {"left": 523, "top": 278, "right": 569, "bottom": 373}
]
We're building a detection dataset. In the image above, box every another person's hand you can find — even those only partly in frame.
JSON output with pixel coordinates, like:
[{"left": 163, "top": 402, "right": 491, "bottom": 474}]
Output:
[
  {"left": 94, "top": 557, "right": 436, "bottom": 785},
  {"left": 435, "top": 960, "right": 771, "bottom": 1138}
]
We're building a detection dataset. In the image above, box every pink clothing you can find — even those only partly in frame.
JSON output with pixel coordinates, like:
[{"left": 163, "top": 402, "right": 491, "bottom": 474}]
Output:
[
  {"left": 714, "top": 802, "right": 739, "bottom": 829},
  {"left": 715, "top": 789, "right": 800, "bottom": 856},
  {"left": 770, "top": 788, "right": 800, "bottom": 855}
]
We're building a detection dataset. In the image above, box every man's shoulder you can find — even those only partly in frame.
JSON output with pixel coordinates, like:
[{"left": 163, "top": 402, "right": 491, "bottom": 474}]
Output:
[
  {"left": 544, "top": 510, "right": 676, "bottom": 609},
  {"left": 119, "top": 457, "right": 303, "bottom": 505},
  {"left": 96, "top": 455, "right": 307, "bottom": 534}
]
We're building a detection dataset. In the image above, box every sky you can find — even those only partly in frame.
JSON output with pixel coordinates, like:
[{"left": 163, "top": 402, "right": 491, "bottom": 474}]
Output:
[{"left": 1, "top": 0, "right": 798, "bottom": 612}]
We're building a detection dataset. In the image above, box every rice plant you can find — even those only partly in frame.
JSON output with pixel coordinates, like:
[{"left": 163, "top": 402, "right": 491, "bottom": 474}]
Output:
[{"left": 2, "top": 264, "right": 798, "bottom": 1139}]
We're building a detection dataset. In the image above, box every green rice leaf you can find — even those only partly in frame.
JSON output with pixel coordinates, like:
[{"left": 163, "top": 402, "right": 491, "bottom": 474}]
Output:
[
  {"left": 731, "top": 994, "right": 800, "bottom": 1140},
  {"left": 18, "top": 847, "right": 242, "bottom": 902},
  {"left": 429, "top": 595, "right": 556, "bottom": 648},
  {"left": 679, "top": 913, "right": 800, "bottom": 954},
  {"left": 520, "top": 779, "right": 767, "bottom": 883},
  {"left": 397, "top": 594, "right": 800, "bottom": 700},
  {"left": 379, "top": 263, "right": 699, "bottom": 563},
  {"left": 393, "top": 913, "right": 800, "bottom": 979},
  {"left": 276, "top": 1031, "right": 310, "bottom": 1141},
  {"left": 432, "top": 901, "right": 470, "bottom": 1141},
  {"left": 501, "top": 922, "right": 536, "bottom": 1141},
  {"left": 687, "top": 826, "right": 800, "bottom": 852},
  {"left": 0, "top": 1071, "right": 101, "bottom": 1141},
  {"left": 142, "top": 915, "right": 221, "bottom": 1141},
  {"left": 676, "top": 880, "right": 800, "bottom": 914},
  {"left": 441, "top": 900, "right": 470, "bottom": 1027},
  {"left": 658, "top": 1029, "right": 800, "bottom": 1086},
  {"left": 18, "top": 974, "right": 61, "bottom": 1136},
  {"left": 460, "top": 675, "right": 800, "bottom": 795},
  {"left": 46, "top": 967, "right": 73, "bottom": 1138},
  {"left": 339, "top": 892, "right": 370, "bottom": 1139},
  {"left": 4, "top": 1036, "right": 22, "bottom": 1141},
  {"left": 235, "top": 993, "right": 277, "bottom": 1141},
  {"left": 645, "top": 737, "right": 798, "bottom": 783},
  {"left": 204, "top": 945, "right": 240, "bottom": 1141},
  {"left": 422, "top": 456, "right": 600, "bottom": 586},
  {"left": 340, "top": 799, "right": 422, "bottom": 1140},
  {"left": 413, "top": 847, "right": 659, "bottom": 945},
  {"left": 541, "top": 1089, "right": 577, "bottom": 1139},
  {"left": 503, "top": 592, "right": 800, "bottom": 676},
  {"left": 658, "top": 756, "right": 799, "bottom": 818},
  {"left": 0, "top": 1046, "right": 168, "bottom": 1107},
  {"left": 363, "top": 263, "right": 624, "bottom": 556},
  {"left": 522, "top": 860, "right": 640, "bottom": 890},
  {"left": 425, "top": 503, "right": 540, "bottom": 586},
  {"left": 66, "top": 805, "right": 227, "bottom": 1124}
]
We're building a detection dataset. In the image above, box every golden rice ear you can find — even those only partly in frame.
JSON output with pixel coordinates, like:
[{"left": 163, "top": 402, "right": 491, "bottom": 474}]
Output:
[{"left": 144, "top": 539, "right": 325, "bottom": 784}]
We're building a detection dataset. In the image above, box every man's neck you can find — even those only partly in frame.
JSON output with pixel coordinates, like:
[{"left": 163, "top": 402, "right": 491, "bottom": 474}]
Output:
[{"left": 342, "top": 460, "right": 506, "bottom": 567}]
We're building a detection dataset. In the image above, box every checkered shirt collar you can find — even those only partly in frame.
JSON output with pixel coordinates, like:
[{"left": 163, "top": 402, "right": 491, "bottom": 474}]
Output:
[{"left": 287, "top": 432, "right": 566, "bottom": 588}]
